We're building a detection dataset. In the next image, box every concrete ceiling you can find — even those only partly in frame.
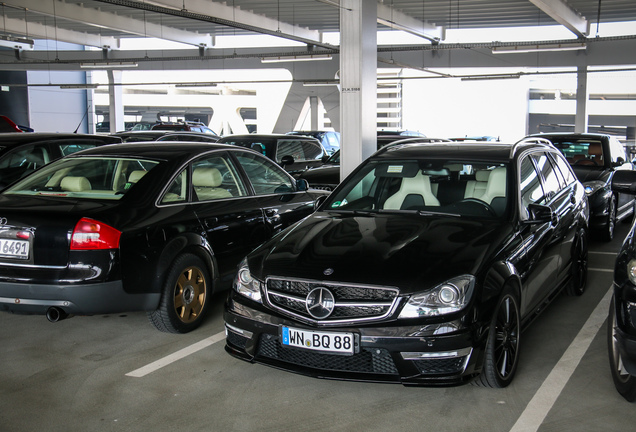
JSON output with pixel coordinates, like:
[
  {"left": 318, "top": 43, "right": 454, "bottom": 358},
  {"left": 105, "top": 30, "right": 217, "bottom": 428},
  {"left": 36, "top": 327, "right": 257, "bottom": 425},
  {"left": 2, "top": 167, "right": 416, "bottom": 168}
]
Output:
[{"left": 1, "top": 0, "right": 636, "bottom": 71}]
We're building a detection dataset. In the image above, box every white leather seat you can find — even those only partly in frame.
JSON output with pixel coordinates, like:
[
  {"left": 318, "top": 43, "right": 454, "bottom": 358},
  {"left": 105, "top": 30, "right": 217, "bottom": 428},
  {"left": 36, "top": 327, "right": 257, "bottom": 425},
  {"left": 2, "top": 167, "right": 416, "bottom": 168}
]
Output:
[
  {"left": 383, "top": 171, "right": 440, "bottom": 209},
  {"left": 193, "top": 167, "right": 232, "bottom": 200},
  {"left": 60, "top": 176, "right": 91, "bottom": 192},
  {"left": 480, "top": 167, "right": 507, "bottom": 206},
  {"left": 464, "top": 170, "right": 490, "bottom": 199},
  {"left": 128, "top": 170, "right": 147, "bottom": 183}
]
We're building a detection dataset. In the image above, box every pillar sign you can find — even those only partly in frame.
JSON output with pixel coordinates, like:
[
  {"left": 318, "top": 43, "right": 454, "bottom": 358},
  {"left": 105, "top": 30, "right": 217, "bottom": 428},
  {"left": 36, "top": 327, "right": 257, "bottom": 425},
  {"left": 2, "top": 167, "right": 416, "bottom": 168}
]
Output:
[{"left": 339, "top": 0, "right": 377, "bottom": 180}]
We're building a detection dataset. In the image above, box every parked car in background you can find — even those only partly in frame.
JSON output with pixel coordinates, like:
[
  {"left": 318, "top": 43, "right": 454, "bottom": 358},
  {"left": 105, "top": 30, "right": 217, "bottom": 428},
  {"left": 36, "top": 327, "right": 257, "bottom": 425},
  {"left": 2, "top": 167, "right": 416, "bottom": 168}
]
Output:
[
  {"left": 152, "top": 120, "right": 217, "bottom": 135},
  {"left": 112, "top": 130, "right": 219, "bottom": 143},
  {"left": 526, "top": 133, "right": 634, "bottom": 241},
  {"left": 608, "top": 169, "right": 636, "bottom": 402},
  {"left": 449, "top": 136, "right": 500, "bottom": 142},
  {"left": 217, "top": 134, "right": 328, "bottom": 175},
  {"left": 298, "top": 137, "right": 451, "bottom": 192},
  {"left": 225, "top": 139, "right": 589, "bottom": 387},
  {"left": 0, "top": 115, "right": 29, "bottom": 133},
  {"left": 287, "top": 131, "right": 340, "bottom": 155},
  {"left": 0, "top": 133, "right": 122, "bottom": 189},
  {"left": 0, "top": 142, "right": 327, "bottom": 333}
]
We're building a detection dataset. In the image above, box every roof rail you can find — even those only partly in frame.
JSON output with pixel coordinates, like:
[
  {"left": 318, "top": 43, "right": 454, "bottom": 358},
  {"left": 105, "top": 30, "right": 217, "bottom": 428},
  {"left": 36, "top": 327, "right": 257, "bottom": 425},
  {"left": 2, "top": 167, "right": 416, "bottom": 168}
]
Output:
[{"left": 515, "top": 137, "right": 553, "bottom": 146}]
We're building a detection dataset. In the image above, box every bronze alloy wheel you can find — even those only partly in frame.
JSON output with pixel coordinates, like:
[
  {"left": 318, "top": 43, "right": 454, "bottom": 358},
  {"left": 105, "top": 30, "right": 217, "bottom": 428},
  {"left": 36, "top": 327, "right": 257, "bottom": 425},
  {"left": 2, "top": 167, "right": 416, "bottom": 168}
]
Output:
[
  {"left": 173, "top": 266, "right": 207, "bottom": 323},
  {"left": 148, "top": 253, "right": 212, "bottom": 333}
]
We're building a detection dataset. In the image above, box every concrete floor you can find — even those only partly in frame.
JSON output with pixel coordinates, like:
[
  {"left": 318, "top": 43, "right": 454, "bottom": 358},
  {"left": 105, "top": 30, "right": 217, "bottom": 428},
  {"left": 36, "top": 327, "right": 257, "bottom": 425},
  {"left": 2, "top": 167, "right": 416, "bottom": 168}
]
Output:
[{"left": 2, "top": 223, "right": 636, "bottom": 432}]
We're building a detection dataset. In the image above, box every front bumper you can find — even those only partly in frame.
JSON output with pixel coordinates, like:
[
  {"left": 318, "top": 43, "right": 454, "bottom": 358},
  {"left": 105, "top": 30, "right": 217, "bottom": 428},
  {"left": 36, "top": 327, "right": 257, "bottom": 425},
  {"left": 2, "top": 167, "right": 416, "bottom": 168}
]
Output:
[
  {"left": 0, "top": 280, "right": 160, "bottom": 316},
  {"left": 224, "top": 292, "right": 487, "bottom": 386}
]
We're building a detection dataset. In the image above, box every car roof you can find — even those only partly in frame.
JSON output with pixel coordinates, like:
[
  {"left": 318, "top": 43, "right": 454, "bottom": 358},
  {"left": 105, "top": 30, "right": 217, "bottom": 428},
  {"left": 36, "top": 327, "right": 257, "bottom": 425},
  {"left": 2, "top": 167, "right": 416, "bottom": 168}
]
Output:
[
  {"left": 66, "top": 141, "right": 241, "bottom": 160},
  {"left": 0, "top": 132, "right": 121, "bottom": 149},
  {"left": 528, "top": 132, "right": 612, "bottom": 139},
  {"left": 219, "top": 134, "right": 318, "bottom": 140},
  {"left": 372, "top": 141, "right": 553, "bottom": 162}
]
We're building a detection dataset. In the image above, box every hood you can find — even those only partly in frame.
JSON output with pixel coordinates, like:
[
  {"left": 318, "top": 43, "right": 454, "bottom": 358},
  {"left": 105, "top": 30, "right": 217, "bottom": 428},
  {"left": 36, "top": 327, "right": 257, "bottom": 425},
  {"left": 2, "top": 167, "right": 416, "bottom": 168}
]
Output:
[
  {"left": 252, "top": 211, "right": 513, "bottom": 294},
  {"left": 299, "top": 165, "right": 340, "bottom": 185},
  {"left": 572, "top": 166, "right": 610, "bottom": 183}
]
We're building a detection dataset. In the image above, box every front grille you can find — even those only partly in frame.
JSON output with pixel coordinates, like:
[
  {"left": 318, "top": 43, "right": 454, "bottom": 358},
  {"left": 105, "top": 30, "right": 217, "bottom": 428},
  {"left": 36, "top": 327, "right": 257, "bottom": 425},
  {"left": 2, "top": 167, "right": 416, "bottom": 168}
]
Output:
[
  {"left": 413, "top": 357, "right": 468, "bottom": 375},
  {"left": 257, "top": 335, "right": 398, "bottom": 375},
  {"left": 265, "top": 277, "right": 399, "bottom": 324}
]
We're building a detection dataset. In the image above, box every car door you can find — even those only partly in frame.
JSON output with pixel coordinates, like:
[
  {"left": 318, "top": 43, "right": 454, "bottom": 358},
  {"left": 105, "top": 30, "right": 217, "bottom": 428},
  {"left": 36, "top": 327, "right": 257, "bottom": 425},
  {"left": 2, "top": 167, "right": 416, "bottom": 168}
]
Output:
[
  {"left": 518, "top": 153, "right": 563, "bottom": 316},
  {"left": 188, "top": 151, "right": 267, "bottom": 286},
  {"left": 532, "top": 151, "right": 578, "bottom": 287},
  {"left": 232, "top": 150, "right": 321, "bottom": 237}
]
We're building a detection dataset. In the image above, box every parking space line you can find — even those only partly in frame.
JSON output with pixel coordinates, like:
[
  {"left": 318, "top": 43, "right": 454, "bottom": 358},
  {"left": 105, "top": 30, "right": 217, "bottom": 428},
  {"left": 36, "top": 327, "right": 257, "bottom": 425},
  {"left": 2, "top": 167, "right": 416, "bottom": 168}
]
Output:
[
  {"left": 126, "top": 331, "right": 226, "bottom": 378},
  {"left": 509, "top": 287, "right": 612, "bottom": 432}
]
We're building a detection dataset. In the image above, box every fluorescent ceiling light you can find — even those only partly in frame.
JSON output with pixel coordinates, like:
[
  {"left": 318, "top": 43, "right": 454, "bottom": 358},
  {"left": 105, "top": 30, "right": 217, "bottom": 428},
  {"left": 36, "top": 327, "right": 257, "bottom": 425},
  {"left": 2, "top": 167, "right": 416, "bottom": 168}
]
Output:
[
  {"left": 80, "top": 61, "right": 138, "bottom": 69},
  {"left": 175, "top": 82, "right": 217, "bottom": 87},
  {"left": 492, "top": 42, "right": 587, "bottom": 54},
  {"left": 59, "top": 84, "right": 99, "bottom": 89},
  {"left": 0, "top": 35, "right": 34, "bottom": 50},
  {"left": 261, "top": 54, "right": 332, "bottom": 63},
  {"left": 461, "top": 73, "right": 521, "bottom": 81},
  {"left": 302, "top": 80, "right": 338, "bottom": 87}
]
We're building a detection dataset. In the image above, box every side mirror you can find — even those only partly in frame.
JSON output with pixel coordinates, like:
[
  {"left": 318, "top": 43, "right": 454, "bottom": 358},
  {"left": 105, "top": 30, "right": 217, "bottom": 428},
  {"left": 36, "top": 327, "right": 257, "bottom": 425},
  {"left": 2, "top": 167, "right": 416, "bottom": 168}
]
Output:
[
  {"left": 526, "top": 203, "right": 557, "bottom": 225},
  {"left": 314, "top": 194, "right": 328, "bottom": 210},
  {"left": 612, "top": 170, "right": 636, "bottom": 194},
  {"left": 280, "top": 155, "right": 295, "bottom": 166},
  {"left": 322, "top": 155, "right": 330, "bottom": 162},
  {"left": 296, "top": 178, "right": 309, "bottom": 191},
  {"left": 612, "top": 157, "right": 625, "bottom": 167}
]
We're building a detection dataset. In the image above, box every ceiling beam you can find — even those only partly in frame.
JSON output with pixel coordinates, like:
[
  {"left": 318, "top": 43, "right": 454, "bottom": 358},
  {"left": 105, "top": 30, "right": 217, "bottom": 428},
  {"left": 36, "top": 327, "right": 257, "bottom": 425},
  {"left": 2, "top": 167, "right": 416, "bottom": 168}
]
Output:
[
  {"left": 376, "top": 3, "right": 444, "bottom": 43},
  {"left": 0, "top": 16, "right": 119, "bottom": 49},
  {"left": 93, "top": 0, "right": 332, "bottom": 49},
  {"left": 528, "top": 0, "right": 589, "bottom": 37},
  {"left": 6, "top": 0, "right": 214, "bottom": 48}
]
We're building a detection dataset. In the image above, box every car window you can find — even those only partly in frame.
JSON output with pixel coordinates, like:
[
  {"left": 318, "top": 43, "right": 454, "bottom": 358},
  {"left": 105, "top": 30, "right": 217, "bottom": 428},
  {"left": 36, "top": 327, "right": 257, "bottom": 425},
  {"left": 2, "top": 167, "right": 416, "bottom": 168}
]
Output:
[
  {"left": 325, "top": 159, "right": 509, "bottom": 218},
  {"left": 275, "top": 139, "right": 323, "bottom": 162},
  {"left": 551, "top": 152, "right": 576, "bottom": 185},
  {"left": 0, "top": 144, "right": 50, "bottom": 170},
  {"left": 234, "top": 151, "right": 295, "bottom": 195},
  {"left": 161, "top": 169, "right": 188, "bottom": 204},
  {"left": 532, "top": 153, "right": 561, "bottom": 198},
  {"left": 191, "top": 153, "right": 247, "bottom": 201},
  {"left": 520, "top": 156, "right": 546, "bottom": 209},
  {"left": 552, "top": 139, "right": 604, "bottom": 167},
  {"left": 57, "top": 142, "right": 97, "bottom": 156},
  {"left": 4, "top": 156, "right": 159, "bottom": 200},
  {"left": 609, "top": 137, "right": 627, "bottom": 163}
]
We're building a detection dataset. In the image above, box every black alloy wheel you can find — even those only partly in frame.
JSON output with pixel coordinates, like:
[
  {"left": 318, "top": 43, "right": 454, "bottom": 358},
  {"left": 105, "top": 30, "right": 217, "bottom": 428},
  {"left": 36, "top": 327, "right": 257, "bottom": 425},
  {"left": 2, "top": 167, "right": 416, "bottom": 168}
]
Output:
[
  {"left": 566, "top": 228, "right": 588, "bottom": 296},
  {"left": 476, "top": 286, "right": 521, "bottom": 388},
  {"left": 603, "top": 195, "right": 617, "bottom": 242},
  {"left": 148, "top": 253, "right": 211, "bottom": 333},
  {"left": 607, "top": 295, "right": 636, "bottom": 402}
]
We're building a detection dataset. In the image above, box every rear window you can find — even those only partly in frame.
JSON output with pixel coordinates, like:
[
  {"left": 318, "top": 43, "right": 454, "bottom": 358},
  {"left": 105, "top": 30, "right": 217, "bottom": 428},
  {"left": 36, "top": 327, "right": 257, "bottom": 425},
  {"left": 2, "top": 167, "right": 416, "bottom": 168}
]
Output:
[{"left": 3, "top": 156, "right": 159, "bottom": 200}]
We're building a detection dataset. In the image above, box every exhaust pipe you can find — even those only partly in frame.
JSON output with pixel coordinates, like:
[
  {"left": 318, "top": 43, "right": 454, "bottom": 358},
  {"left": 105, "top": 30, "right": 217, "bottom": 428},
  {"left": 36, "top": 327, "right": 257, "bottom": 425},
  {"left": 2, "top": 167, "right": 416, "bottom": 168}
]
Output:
[{"left": 46, "top": 307, "right": 68, "bottom": 323}]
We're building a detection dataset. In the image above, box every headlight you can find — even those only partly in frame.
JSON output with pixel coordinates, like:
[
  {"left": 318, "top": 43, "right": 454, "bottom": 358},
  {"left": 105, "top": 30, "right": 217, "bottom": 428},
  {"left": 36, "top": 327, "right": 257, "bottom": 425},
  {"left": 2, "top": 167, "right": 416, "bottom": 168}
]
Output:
[
  {"left": 628, "top": 259, "right": 636, "bottom": 285},
  {"left": 399, "top": 275, "right": 475, "bottom": 318},
  {"left": 583, "top": 181, "right": 605, "bottom": 196},
  {"left": 233, "top": 257, "right": 262, "bottom": 303}
]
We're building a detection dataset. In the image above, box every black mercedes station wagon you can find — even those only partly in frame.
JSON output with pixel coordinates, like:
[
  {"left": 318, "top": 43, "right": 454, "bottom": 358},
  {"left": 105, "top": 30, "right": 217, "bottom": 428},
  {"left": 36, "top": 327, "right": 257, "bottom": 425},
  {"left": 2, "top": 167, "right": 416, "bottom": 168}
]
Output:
[{"left": 224, "top": 139, "right": 590, "bottom": 387}]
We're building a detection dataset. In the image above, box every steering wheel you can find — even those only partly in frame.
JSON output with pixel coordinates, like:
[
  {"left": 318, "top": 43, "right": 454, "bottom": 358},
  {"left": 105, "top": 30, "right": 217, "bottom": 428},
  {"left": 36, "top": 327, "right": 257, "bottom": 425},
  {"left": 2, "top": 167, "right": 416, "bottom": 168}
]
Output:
[
  {"left": 574, "top": 158, "right": 599, "bottom": 166},
  {"left": 459, "top": 198, "right": 497, "bottom": 216}
]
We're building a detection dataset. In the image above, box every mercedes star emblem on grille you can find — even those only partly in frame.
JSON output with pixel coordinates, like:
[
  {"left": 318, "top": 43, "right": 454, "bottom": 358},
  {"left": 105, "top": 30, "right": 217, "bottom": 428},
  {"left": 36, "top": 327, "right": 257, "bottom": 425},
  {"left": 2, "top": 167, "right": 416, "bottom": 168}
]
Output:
[{"left": 305, "top": 287, "right": 335, "bottom": 319}]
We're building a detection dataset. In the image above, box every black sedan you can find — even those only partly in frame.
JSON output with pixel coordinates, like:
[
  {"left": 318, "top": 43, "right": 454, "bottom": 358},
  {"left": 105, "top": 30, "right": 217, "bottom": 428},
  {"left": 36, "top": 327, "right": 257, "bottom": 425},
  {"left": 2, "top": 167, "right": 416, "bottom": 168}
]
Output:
[
  {"left": 0, "top": 143, "right": 327, "bottom": 333},
  {"left": 224, "top": 139, "right": 589, "bottom": 387},
  {"left": 0, "top": 132, "right": 122, "bottom": 189},
  {"left": 608, "top": 170, "right": 636, "bottom": 401},
  {"left": 526, "top": 133, "right": 634, "bottom": 241}
]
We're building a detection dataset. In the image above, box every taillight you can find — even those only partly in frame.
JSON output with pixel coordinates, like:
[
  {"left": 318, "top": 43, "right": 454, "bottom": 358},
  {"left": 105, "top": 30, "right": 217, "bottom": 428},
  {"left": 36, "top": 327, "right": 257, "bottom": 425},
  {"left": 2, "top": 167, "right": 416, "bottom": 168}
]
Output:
[{"left": 70, "top": 218, "right": 121, "bottom": 250}]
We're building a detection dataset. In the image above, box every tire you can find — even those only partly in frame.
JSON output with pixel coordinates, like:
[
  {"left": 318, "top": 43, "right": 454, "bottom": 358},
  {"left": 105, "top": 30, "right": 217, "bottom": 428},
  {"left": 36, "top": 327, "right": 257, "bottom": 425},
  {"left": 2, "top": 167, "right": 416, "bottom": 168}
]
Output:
[
  {"left": 475, "top": 286, "right": 521, "bottom": 388},
  {"left": 565, "top": 228, "right": 588, "bottom": 296},
  {"left": 607, "top": 295, "right": 636, "bottom": 402},
  {"left": 603, "top": 195, "right": 617, "bottom": 242},
  {"left": 148, "top": 253, "right": 211, "bottom": 334}
]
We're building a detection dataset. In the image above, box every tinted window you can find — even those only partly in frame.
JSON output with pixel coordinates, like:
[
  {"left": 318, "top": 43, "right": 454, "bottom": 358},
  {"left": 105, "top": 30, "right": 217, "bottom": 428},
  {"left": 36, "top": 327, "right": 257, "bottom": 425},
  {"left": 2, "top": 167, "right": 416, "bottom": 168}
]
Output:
[
  {"left": 234, "top": 152, "right": 295, "bottom": 195},
  {"left": 275, "top": 139, "right": 323, "bottom": 162},
  {"left": 550, "top": 152, "right": 576, "bottom": 185},
  {"left": 0, "top": 144, "right": 50, "bottom": 170},
  {"left": 191, "top": 153, "right": 246, "bottom": 201},
  {"left": 532, "top": 153, "right": 561, "bottom": 197}
]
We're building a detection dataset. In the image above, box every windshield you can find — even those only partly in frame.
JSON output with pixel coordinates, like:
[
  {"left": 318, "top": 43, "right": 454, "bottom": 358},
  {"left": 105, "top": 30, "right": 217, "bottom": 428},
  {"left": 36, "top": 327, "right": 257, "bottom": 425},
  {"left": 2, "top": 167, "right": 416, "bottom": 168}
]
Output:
[
  {"left": 325, "top": 159, "right": 509, "bottom": 219},
  {"left": 3, "top": 156, "right": 160, "bottom": 200},
  {"left": 551, "top": 139, "right": 605, "bottom": 167}
]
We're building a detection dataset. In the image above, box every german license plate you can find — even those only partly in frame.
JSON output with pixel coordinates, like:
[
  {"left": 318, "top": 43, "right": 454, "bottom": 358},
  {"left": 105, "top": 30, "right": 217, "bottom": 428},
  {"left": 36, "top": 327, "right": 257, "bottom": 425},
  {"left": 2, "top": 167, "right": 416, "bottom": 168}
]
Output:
[
  {"left": 0, "top": 239, "right": 29, "bottom": 259},
  {"left": 281, "top": 326, "right": 355, "bottom": 355}
]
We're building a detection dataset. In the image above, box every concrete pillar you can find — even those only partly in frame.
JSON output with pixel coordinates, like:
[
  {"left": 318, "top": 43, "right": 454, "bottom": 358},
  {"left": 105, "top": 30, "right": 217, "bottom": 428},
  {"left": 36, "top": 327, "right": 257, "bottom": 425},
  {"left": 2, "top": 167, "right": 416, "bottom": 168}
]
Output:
[
  {"left": 575, "top": 66, "right": 589, "bottom": 133},
  {"left": 107, "top": 69, "right": 125, "bottom": 133},
  {"left": 339, "top": 0, "right": 377, "bottom": 179}
]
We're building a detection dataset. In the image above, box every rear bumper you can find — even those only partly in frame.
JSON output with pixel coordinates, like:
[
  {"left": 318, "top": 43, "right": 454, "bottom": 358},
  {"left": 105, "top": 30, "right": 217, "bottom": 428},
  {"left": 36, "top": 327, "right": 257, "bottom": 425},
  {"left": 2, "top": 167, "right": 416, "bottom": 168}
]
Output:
[{"left": 0, "top": 280, "right": 160, "bottom": 316}]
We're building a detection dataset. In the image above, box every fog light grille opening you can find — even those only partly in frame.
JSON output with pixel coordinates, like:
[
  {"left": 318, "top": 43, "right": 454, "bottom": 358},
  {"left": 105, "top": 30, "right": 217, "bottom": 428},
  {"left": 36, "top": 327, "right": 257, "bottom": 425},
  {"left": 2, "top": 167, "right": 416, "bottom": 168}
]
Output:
[
  {"left": 413, "top": 357, "right": 468, "bottom": 375},
  {"left": 226, "top": 329, "right": 249, "bottom": 350}
]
